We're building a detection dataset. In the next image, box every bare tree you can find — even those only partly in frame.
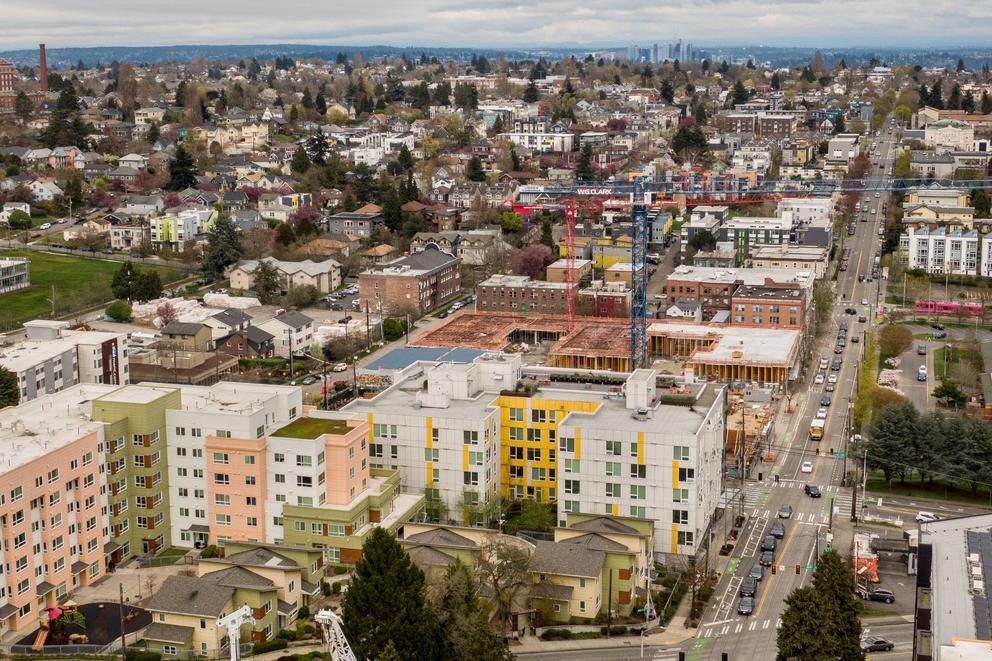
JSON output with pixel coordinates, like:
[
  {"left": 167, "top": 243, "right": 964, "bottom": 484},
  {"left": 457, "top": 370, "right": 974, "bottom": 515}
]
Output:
[{"left": 476, "top": 539, "right": 531, "bottom": 637}]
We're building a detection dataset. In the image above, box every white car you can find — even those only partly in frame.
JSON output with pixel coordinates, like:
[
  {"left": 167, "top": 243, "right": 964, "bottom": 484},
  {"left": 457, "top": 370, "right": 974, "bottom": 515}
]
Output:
[
  {"left": 819, "top": 357, "right": 829, "bottom": 370},
  {"left": 39, "top": 222, "right": 51, "bottom": 230},
  {"left": 801, "top": 461, "right": 814, "bottom": 474},
  {"left": 875, "top": 192, "right": 880, "bottom": 198},
  {"left": 816, "top": 407, "right": 828, "bottom": 419},
  {"left": 827, "top": 373, "right": 838, "bottom": 384},
  {"left": 332, "top": 363, "right": 348, "bottom": 372},
  {"left": 916, "top": 511, "right": 940, "bottom": 523},
  {"left": 814, "top": 372, "right": 825, "bottom": 385},
  {"left": 861, "top": 298, "right": 869, "bottom": 306}
]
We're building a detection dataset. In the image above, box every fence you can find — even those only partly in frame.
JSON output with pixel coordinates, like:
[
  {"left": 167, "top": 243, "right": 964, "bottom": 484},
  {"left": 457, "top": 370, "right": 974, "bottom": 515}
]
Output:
[
  {"left": 136, "top": 553, "right": 195, "bottom": 569},
  {"left": 0, "top": 641, "right": 256, "bottom": 660}
]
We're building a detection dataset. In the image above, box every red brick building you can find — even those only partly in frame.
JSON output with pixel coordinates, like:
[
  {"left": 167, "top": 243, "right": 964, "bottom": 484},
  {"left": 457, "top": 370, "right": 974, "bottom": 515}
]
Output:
[
  {"left": 359, "top": 244, "right": 461, "bottom": 316},
  {"left": 729, "top": 285, "right": 804, "bottom": 330},
  {"left": 476, "top": 274, "right": 574, "bottom": 316}
]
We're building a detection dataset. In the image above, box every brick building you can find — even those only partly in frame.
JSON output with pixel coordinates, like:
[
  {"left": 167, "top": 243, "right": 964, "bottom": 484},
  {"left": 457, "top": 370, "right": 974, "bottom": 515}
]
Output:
[
  {"left": 664, "top": 266, "right": 814, "bottom": 325},
  {"left": 729, "top": 285, "right": 805, "bottom": 330},
  {"left": 475, "top": 274, "right": 574, "bottom": 316},
  {"left": 359, "top": 244, "right": 461, "bottom": 316}
]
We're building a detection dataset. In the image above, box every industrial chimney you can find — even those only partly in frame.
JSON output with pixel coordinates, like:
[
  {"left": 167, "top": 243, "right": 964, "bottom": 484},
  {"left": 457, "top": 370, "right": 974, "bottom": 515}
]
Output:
[{"left": 39, "top": 43, "right": 47, "bottom": 95}]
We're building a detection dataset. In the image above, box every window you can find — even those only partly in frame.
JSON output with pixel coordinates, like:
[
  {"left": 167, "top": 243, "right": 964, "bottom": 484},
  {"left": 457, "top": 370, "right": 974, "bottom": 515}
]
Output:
[
  {"left": 630, "top": 464, "right": 646, "bottom": 479},
  {"left": 509, "top": 446, "right": 523, "bottom": 460},
  {"left": 630, "top": 506, "right": 646, "bottom": 518},
  {"left": 563, "top": 458, "right": 579, "bottom": 473},
  {"left": 463, "top": 430, "right": 479, "bottom": 444},
  {"left": 630, "top": 485, "right": 646, "bottom": 500},
  {"left": 246, "top": 517, "right": 257, "bottom": 527},
  {"left": 10, "top": 486, "right": 22, "bottom": 502},
  {"left": 468, "top": 451, "right": 483, "bottom": 466},
  {"left": 212, "top": 452, "right": 229, "bottom": 464},
  {"left": 673, "top": 488, "right": 689, "bottom": 503},
  {"left": 246, "top": 496, "right": 257, "bottom": 506},
  {"left": 327, "top": 524, "right": 345, "bottom": 536},
  {"left": 245, "top": 476, "right": 256, "bottom": 486},
  {"left": 297, "top": 476, "right": 313, "bottom": 488},
  {"left": 530, "top": 467, "right": 545, "bottom": 481},
  {"left": 579, "top": 600, "right": 586, "bottom": 612},
  {"left": 508, "top": 407, "right": 524, "bottom": 422},
  {"left": 463, "top": 471, "right": 479, "bottom": 486},
  {"left": 216, "top": 430, "right": 231, "bottom": 438},
  {"left": 163, "top": 645, "right": 177, "bottom": 655},
  {"left": 673, "top": 446, "right": 690, "bottom": 461},
  {"left": 606, "top": 483, "right": 621, "bottom": 498},
  {"left": 531, "top": 409, "right": 546, "bottom": 423},
  {"left": 677, "top": 531, "right": 694, "bottom": 546},
  {"left": 508, "top": 427, "right": 524, "bottom": 441},
  {"left": 296, "top": 455, "right": 312, "bottom": 467},
  {"left": 678, "top": 467, "right": 695, "bottom": 482},
  {"left": 275, "top": 474, "right": 285, "bottom": 483},
  {"left": 15, "top": 557, "right": 26, "bottom": 572},
  {"left": 527, "top": 448, "right": 541, "bottom": 462},
  {"left": 215, "top": 494, "right": 230, "bottom": 506},
  {"left": 244, "top": 455, "right": 256, "bottom": 465},
  {"left": 606, "top": 440, "right": 622, "bottom": 456},
  {"left": 559, "top": 436, "right": 575, "bottom": 453},
  {"left": 673, "top": 509, "right": 689, "bottom": 525},
  {"left": 509, "top": 465, "right": 524, "bottom": 479},
  {"left": 424, "top": 448, "right": 439, "bottom": 462},
  {"left": 606, "top": 462, "right": 621, "bottom": 477},
  {"left": 526, "top": 428, "right": 541, "bottom": 442},
  {"left": 213, "top": 473, "right": 229, "bottom": 485},
  {"left": 564, "top": 479, "right": 580, "bottom": 495},
  {"left": 215, "top": 514, "right": 231, "bottom": 526},
  {"left": 274, "top": 453, "right": 285, "bottom": 463}
]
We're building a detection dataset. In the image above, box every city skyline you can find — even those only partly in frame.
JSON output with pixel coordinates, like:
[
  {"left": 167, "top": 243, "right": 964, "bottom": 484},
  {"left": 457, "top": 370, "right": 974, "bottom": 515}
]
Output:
[{"left": 2, "top": 0, "right": 990, "bottom": 51}]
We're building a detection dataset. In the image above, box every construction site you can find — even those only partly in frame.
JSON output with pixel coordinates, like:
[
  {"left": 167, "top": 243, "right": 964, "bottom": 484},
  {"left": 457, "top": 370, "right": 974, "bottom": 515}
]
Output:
[
  {"left": 725, "top": 391, "right": 778, "bottom": 478},
  {"left": 411, "top": 311, "right": 800, "bottom": 384}
]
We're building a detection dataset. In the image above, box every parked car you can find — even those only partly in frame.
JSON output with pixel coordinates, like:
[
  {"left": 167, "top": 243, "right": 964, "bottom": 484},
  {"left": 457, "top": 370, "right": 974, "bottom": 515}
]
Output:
[
  {"left": 770, "top": 522, "right": 785, "bottom": 539},
  {"left": 39, "top": 222, "right": 51, "bottom": 230},
  {"left": 864, "top": 588, "right": 895, "bottom": 604},
  {"left": 858, "top": 315, "right": 867, "bottom": 323},
  {"left": 759, "top": 550, "right": 775, "bottom": 566},
  {"left": 339, "top": 316, "right": 353, "bottom": 324},
  {"left": 801, "top": 461, "right": 814, "bottom": 474},
  {"left": 834, "top": 345, "right": 844, "bottom": 354},
  {"left": 916, "top": 511, "right": 940, "bottom": 523},
  {"left": 332, "top": 363, "right": 349, "bottom": 372},
  {"left": 931, "top": 322, "right": 945, "bottom": 330},
  {"left": 739, "top": 577, "right": 757, "bottom": 597},
  {"left": 851, "top": 335, "right": 860, "bottom": 343},
  {"left": 777, "top": 504, "right": 793, "bottom": 519},
  {"left": 748, "top": 564, "right": 764, "bottom": 581},
  {"left": 301, "top": 376, "right": 317, "bottom": 385},
  {"left": 861, "top": 636, "right": 895, "bottom": 652},
  {"left": 737, "top": 596, "right": 754, "bottom": 616},
  {"left": 934, "top": 331, "right": 947, "bottom": 339},
  {"left": 805, "top": 484, "right": 822, "bottom": 498}
]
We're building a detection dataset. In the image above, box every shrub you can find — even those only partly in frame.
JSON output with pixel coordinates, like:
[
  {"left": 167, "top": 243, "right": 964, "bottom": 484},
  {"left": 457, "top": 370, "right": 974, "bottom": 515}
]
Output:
[
  {"left": 199, "top": 544, "right": 221, "bottom": 559},
  {"left": 321, "top": 581, "right": 331, "bottom": 596},
  {"left": 331, "top": 582, "right": 341, "bottom": 595},
  {"left": 126, "top": 652, "right": 163, "bottom": 661},
  {"left": 600, "top": 625, "right": 628, "bottom": 636},
  {"left": 252, "top": 638, "right": 289, "bottom": 654},
  {"left": 303, "top": 624, "right": 315, "bottom": 635},
  {"left": 540, "top": 628, "right": 574, "bottom": 641},
  {"left": 333, "top": 565, "right": 348, "bottom": 575},
  {"left": 105, "top": 299, "right": 133, "bottom": 322},
  {"left": 276, "top": 628, "right": 297, "bottom": 641},
  {"left": 297, "top": 605, "right": 310, "bottom": 619}
]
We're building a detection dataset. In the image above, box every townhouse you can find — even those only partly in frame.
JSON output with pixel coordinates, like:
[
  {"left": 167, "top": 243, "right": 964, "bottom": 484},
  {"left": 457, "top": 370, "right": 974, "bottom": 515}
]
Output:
[
  {"left": 257, "top": 312, "right": 314, "bottom": 359},
  {"left": 229, "top": 257, "right": 342, "bottom": 295}
]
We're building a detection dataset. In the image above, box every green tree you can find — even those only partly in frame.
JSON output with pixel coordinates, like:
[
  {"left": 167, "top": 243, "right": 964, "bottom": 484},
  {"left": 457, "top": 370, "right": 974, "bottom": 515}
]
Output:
[
  {"left": 518, "top": 499, "right": 554, "bottom": 531},
  {"left": 776, "top": 586, "right": 833, "bottom": 661},
  {"left": 433, "top": 560, "right": 512, "bottom": 661},
  {"left": 165, "top": 145, "right": 198, "bottom": 191},
  {"left": 466, "top": 156, "right": 486, "bottom": 182},
  {"left": 252, "top": 260, "right": 281, "bottom": 303},
  {"left": 290, "top": 146, "right": 310, "bottom": 174},
  {"left": 476, "top": 539, "right": 530, "bottom": 637},
  {"left": 687, "top": 229, "right": 717, "bottom": 253},
  {"left": 201, "top": 214, "right": 242, "bottom": 279},
  {"left": 972, "top": 189, "right": 991, "bottom": 219},
  {"left": 813, "top": 551, "right": 862, "bottom": 660},
  {"left": 14, "top": 91, "right": 33, "bottom": 123},
  {"left": 341, "top": 527, "right": 442, "bottom": 661},
  {"left": 0, "top": 366, "right": 19, "bottom": 408},
  {"left": 575, "top": 142, "right": 595, "bottom": 181},
  {"left": 397, "top": 144, "right": 414, "bottom": 172},
  {"left": 540, "top": 218, "right": 555, "bottom": 249},
  {"left": 105, "top": 299, "right": 133, "bottom": 322},
  {"left": 933, "top": 378, "right": 967, "bottom": 406},
  {"left": 867, "top": 401, "right": 919, "bottom": 486},
  {"left": 982, "top": 91, "right": 992, "bottom": 115},
  {"left": 111, "top": 262, "right": 137, "bottom": 300},
  {"left": 285, "top": 285, "right": 320, "bottom": 309},
  {"left": 381, "top": 317, "right": 407, "bottom": 341},
  {"left": 522, "top": 81, "right": 539, "bottom": 103},
  {"left": 7, "top": 210, "right": 31, "bottom": 230},
  {"left": 670, "top": 125, "right": 707, "bottom": 163},
  {"left": 132, "top": 270, "right": 162, "bottom": 302},
  {"left": 500, "top": 212, "right": 522, "bottom": 232},
  {"left": 731, "top": 79, "right": 748, "bottom": 106},
  {"left": 146, "top": 121, "right": 160, "bottom": 144}
]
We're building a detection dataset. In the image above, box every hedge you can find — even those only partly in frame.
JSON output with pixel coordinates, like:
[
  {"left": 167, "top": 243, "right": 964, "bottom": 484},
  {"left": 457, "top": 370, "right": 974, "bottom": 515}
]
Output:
[
  {"left": 600, "top": 625, "right": 628, "bottom": 635},
  {"left": 252, "top": 638, "right": 289, "bottom": 654},
  {"left": 125, "top": 652, "right": 162, "bottom": 661}
]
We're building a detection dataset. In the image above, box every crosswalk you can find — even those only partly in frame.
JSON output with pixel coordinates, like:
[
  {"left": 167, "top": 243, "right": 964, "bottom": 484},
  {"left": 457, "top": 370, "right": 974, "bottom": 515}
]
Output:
[
  {"left": 652, "top": 650, "right": 683, "bottom": 660},
  {"left": 743, "top": 481, "right": 862, "bottom": 523},
  {"left": 698, "top": 616, "right": 782, "bottom": 639}
]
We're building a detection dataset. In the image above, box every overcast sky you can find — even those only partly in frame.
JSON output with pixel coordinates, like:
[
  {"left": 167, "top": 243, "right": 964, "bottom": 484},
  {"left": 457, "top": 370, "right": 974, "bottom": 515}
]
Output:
[{"left": 1, "top": 0, "right": 988, "bottom": 50}]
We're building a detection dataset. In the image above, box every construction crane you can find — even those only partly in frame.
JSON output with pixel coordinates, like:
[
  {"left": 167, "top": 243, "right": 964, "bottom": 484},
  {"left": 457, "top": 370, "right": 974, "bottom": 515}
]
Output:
[
  {"left": 217, "top": 604, "right": 255, "bottom": 661},
  {"left": 314, "top": 609, "right": 357, "bottom": 661}
]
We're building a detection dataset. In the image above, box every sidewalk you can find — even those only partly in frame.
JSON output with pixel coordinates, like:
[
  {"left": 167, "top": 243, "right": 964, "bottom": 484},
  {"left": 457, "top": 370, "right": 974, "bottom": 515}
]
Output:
[{"left": 512, "top": 626, "right": 694, "bottom": 654}]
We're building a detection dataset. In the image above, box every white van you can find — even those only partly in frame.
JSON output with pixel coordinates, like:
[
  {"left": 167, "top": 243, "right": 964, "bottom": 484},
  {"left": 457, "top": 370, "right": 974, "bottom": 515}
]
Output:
[{"left": 918, "top": 365, "right": 927, "bottom": 382}]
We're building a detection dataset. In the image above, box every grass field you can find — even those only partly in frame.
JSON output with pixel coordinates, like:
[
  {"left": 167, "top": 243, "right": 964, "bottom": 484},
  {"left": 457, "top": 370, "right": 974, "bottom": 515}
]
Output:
[
  {"left": 0, "top": 249, "right": 184, "bottom": 330},
  {"left": 866, "top": 476, "right": 992, "bottom": 507}
]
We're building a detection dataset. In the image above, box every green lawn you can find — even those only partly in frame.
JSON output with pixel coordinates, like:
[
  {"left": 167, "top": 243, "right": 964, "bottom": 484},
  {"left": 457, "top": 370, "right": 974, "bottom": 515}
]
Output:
[
  {"left": 271, "top": 416, "right": 353, "bottom": 438},
  {"left": 0, "top": 249, "right": 184, "bottom": 330},
  {"left": 866, "top": 476, "right": 992, "bottom": 507}
]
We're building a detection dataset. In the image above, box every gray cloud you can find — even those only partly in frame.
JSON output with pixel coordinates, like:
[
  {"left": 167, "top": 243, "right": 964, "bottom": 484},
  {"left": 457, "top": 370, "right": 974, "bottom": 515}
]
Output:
[{"left": 0, "top": 0, "right": 986, "bottom": 49}]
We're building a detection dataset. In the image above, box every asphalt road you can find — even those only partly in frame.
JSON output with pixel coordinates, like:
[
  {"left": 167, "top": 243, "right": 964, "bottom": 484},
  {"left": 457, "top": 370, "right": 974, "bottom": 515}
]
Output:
[
  {"left": 514, "top": 646, "right": 682, "bottom": 660},
  {"left": 688, "top": 125, "right": 910, "bottom": 660}
]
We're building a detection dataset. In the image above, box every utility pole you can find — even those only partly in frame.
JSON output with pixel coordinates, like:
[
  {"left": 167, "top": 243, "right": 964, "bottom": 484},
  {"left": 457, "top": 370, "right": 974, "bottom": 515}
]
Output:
[
  {"left": 405, "top": 312, "right": 410, "bottom": 345},
  {"left": 288, "top": 327, "right": 294, "bottom": 380},
  {"left": 118, "top": 583, "right": 127, "bottom": 661},
  {"left": 322, "top": 358, "right": 328, "bottom": 410},
  {"left": 365, "top": 300, "right": 371, "bottom": 350}
]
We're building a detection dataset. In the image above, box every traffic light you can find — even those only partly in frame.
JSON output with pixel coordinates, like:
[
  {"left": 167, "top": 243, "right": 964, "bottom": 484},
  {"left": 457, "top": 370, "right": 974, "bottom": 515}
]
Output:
[
  {"left": 795, "top": 564, "right": 801, "bottom": 575},
  {"left": 771, "top": 564, "right": 777, "bottom": 575}
]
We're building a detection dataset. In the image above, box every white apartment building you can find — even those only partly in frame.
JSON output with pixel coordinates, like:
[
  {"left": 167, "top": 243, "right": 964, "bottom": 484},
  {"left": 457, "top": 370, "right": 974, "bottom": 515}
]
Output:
[
  {"left": 0, "top": 322, "right": 129, "bottom": 402},
  {"left": 164, "top": 383, "right": 302, "bottom": 548},
  {"left": 901, "top": 225, "right": 986, "bottom": 276},
  {"left": 557, "top": 370, "right": 726, "bottom": 558},
  {"left": 257, "top": 311, "right": 315, "bottom": 359},
  {"left": 776, "top": 198, "right": 832, "bottom": 225}
]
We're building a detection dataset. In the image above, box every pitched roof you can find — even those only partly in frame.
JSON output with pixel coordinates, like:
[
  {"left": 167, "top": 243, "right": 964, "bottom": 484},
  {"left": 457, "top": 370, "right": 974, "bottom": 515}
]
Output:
[
  {"left": 407, "top": 545, "right": 459, "bottom": 571},
  {"left": 144, "top": 575, "right": 234, "bottom": 617},
  {"left": 354, "top": 203, "right": 382, "bottom": 214},
  {"left": 200, "top": 566, "right": 277, "bottom": 590},
  {"left": 161, "top": 321, "right": 205, "bottom": 336},
  {"left": 223, "top": 546, "right": 297, "bottom": 569},
  {"left": 529, "top": 581, "right": 574, "bottom": 601},
  {"left": 211, "top": 308, "right": 250, "bottom": 327},
  {"left": 559, "top": 533, "right": 632, "bottom": 553},
  {"left": 272, "top": 310, "right": 313, "bottom": 330},
  {"left": 143, "top": 622, "right": 194, "bottom": 644},
  {"left": 528, "top": 541, "right": 605, "bottom": 579},
  {"left": 569, "top": 516, "right": 640, "bottom": 536},
  {"left": 404, "top": 527, "right": 477, "bottom": 549}
]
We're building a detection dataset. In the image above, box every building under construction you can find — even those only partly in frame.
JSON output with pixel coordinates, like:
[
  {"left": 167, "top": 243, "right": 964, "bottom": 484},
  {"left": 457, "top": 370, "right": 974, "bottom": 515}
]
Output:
[
  {"left": 725, "top": 392, "right": 776, "bottom": 477},
  {"left": 412, "top": 312, "right": 800, "bottom": 384}
]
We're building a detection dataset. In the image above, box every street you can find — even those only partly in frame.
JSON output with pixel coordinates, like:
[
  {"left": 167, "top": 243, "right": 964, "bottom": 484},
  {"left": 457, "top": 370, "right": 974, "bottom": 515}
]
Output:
[
  {"left": 514, "top": 646, "right": 683, "bottom": 660},
  {"left": 687, "top": 124, "right": 909, "bottom": 660}
]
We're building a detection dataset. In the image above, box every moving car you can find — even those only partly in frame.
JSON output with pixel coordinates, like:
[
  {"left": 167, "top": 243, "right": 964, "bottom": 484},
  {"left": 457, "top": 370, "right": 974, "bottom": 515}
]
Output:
[
  {"left": 805, "top": 484, "right": 822, "bottom": 498},
  {"left": 861, "top": 636, "right": 895, "bottom": 653},
  {"left": 739, "top": 577, "right": 757, "bottom": 597},
  {"left": 851, "top": 335, "right": 859, "bottom": 343},
  {"left": 845, "top": 307, "right": 857, "bottom": 315},
  {"left": 759, "top": 550, "right": 775, "bottom": 566},
  {"left": 737, "top": 596, "right": 754, "bottom": 616},
  {"left": 934, "top": 330, "right": 947, "bottom": 339},
  {"left": 814, "top": 372, "right": 825, "bottom": 385},
  {"left": 748, "top": 564, "right": 764, "bottom": 581},
  {"left": 301, "top": 376, "right": 317, "bottom": 386},
  {"left": 819, "top": 357, "right": 829, "bottom": 370},
  {"left": 777, "top": 504, "right": 793, "bottom": 519},
  {"left": 761, "top": 535, "right": 777, "bottom": 552},
  {"left": 918, "top": 365, "right": 927, "bottom": 382},
  {"left": 816, "top": 408, "right": 827, "bottom": 419},
  {"left": 824, "top": 382, "right": 835, "bottom": 392},
  {"left": 801, "top": 461, "right": 814, "bottom": 473},
  {"left": 828, "top": 373, "right": 838, "bottom": 384},
  {"left": 858, "top": 315, "right": 867, "bottom": 323},
  {"left": 861, "top": 298, "right": 869, "bottom": 306},
  {"left": 820, "top": 395, "right": 832, "bottom": 407},
  {"left": 931, "top": 322, "right": 945, "bottom": 330},
  {"left": 834, "top": 345, "right": 844, "bottom": 354},
  {"left": 918, "top": 344, "right": 927, "bottom": 355},
  {"left": 916, "top": 511, "right": 940, "bottom": 523},
  {"left": 770, "top": 522, "right": 785, "bottom": 539},
  {"left": 332, "top": 363, "right": 349, "bottom": 372},
  {"left": 832, "top": 358, "right": 842, "bottom": 370}
]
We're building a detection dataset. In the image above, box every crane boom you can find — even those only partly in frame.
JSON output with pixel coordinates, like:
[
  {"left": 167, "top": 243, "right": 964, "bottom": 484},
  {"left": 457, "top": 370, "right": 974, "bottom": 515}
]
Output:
[
  {"left": 217, "top": 604, "right": 255, "bottom": 661},
  {"left": 314, "top": 609, "right": 358, "bottom": 661}
]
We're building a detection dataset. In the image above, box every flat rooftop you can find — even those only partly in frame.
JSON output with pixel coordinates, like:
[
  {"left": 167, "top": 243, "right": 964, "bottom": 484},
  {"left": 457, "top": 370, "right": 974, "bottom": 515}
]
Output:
[
  {"left": 0, "top": 331, "right": 122, "bottom": 373},
  {"left": 556, "top": 382, "right": 719, "bottom": 435},
  {"left": 363, "top": 346, "right": 484, "bottom": 372},
  {"left": 667, "top": 265, "right": 815, "bottom": 289},
  {"left": 479, "top": 274, "right": 572, "bottom": 290},
  {"left": 648, "top": 321, "right": 800, "bottom": 366},
  {"left": 271, "top": 417, "right": 353, "bottom": 438},
  {"left": 0, "top": 383, "right": 119, "bottom": 473}
]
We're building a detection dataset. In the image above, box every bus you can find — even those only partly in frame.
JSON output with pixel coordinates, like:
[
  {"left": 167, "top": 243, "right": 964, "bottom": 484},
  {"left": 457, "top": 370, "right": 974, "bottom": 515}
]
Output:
[{"left": 809, "top": 419, "right": 825, "bottom": 441}]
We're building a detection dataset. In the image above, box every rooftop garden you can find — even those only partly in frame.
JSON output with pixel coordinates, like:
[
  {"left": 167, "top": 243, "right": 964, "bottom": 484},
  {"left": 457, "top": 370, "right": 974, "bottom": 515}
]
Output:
[{"left": 271, "top": 417, "right": 353, "bottom": 438}]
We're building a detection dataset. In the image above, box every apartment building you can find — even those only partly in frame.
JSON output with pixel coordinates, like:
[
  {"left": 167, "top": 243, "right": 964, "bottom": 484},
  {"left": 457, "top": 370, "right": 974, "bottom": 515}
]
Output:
[
  {"left": 358, "top": 244, "right": 462, "bottom": 317},
  {"left": 229, "top": 257, "right": 343, "bottom": 295},
  {"left": 346, "top": 353, "right": 725, "bottom": 558},
  {"left": 0, "top": 322, "right": 129, "bottom": 402},
  {"left": 901, "top": 225, "right": 985, "bottom": 276},
  {"left": 0, "top": 384, "right": 118, "bottom": 637},
  {"left": 776, "top": 198, "right": 831, "bottom": 226},
  {"left": 730, "top": 285, "right": 805, "bottom": 330},
  {"left": 476, "top": 274, "right": 574, "bottom": 316},
  {"left": 664, "top": 265, "right": 815, "bottom": 323},
  {"left": 257, "top": 311, "right": 315, "bottom": 359},
  {"left": 748, "top": 245, "right": 829, "bottom": 279},
  {"left": 721, "top": 216, "right": 792, "bottom": 263},
  {"left": 150, "top": 206, "right": 216, "bottom": 251},
  {"left": 0, "top": 257, "right": 29, "bottom": 294}
]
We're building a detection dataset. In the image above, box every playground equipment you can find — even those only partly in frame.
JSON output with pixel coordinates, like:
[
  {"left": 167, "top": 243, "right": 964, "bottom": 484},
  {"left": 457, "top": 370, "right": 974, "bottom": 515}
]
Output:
[
  {"left": 314, "top": 609, "right": 357, "bottom": 661},
  {"left": 217, "top": 604, "right": 255, "bottom": 661}
]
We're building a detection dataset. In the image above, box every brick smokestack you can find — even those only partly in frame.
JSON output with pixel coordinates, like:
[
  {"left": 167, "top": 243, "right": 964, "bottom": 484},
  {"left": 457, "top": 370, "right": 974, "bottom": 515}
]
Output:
[{"left": 39, "top": 43, "right": 47, "bottom": 94}]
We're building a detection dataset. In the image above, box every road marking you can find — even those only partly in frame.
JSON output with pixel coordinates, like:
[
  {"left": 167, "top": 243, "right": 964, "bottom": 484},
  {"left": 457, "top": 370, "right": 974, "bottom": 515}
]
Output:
[
  {"left": 776, "top": 618, "right": 782, "bottom": 628},
  {"left": 735, "top": 623, "right": 743, "bottom": 633},
  {"left": 748, "top": 621, "right": 757, "bottom": 631},
  {"left": 720, "top": 625, "right": 729, "bottom": 635},
  {"left": 763, "top": 619, "right": 771, "bottom": 629}
]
